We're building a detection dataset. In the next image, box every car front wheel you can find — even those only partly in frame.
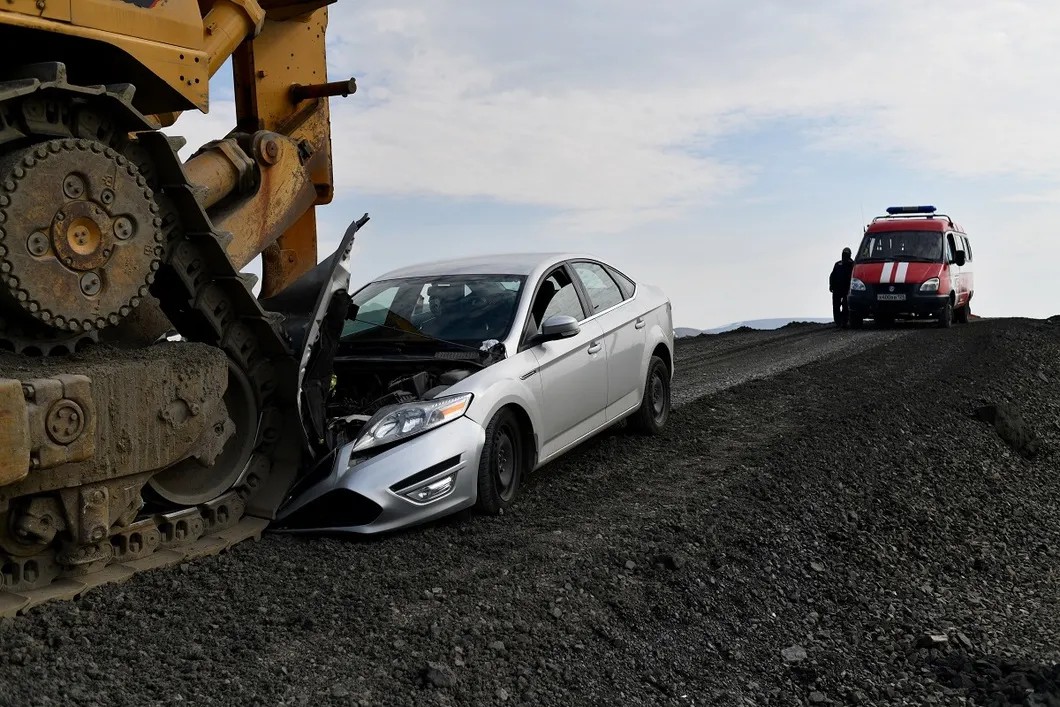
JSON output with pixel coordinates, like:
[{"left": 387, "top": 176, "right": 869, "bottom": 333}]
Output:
[
  {"left": 475, "top": 408, "right": 524, "bottom": 515},
  {"left": 629, "top": 355, "right": 671, "bottom": 435}
]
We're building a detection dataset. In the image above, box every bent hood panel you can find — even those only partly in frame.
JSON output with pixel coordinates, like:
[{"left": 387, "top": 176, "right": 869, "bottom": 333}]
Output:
[
  {"left": 853, "top": 261, "right": 941, "bottom": 286},
  {"left": 259, "top": 213, "right": 370, "bottom": 451}
]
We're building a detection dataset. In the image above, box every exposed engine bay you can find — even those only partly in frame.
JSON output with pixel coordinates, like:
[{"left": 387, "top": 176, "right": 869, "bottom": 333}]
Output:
[{"left": 322, "top": 356, "right": 491, "bottom": 450}]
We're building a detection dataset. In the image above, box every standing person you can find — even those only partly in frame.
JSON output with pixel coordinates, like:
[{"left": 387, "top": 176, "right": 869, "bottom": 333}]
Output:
[{"left": 829, "top": 247, "right": 855, "bottom": 327}]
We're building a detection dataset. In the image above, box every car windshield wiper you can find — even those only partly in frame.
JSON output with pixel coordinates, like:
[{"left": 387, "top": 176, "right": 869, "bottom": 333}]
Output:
[
  {"left": 892, "top": 255, "right": 938, "bottom": 262},
  {"left": 343, "top": 317, "right": 483, "bottom": 353}
]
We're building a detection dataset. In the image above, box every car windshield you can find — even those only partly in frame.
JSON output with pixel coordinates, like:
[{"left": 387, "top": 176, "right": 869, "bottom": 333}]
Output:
[
  {"left": 856, "top": 230, "right": 943, "bottom": 262},
  {"left": 342, "top": 274, "right": 525, "bottom": 348}
]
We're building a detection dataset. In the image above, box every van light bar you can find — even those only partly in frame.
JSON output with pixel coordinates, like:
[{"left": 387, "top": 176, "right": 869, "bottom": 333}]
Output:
[{"left": 886, "top": 205, "right": 936, "bottom": 215}]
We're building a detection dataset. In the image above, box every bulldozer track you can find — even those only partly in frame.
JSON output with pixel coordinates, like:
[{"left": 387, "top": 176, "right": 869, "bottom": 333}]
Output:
[
  {"left": 0, "top": 63, "right": 302, "bottom": 617},
  {"left": 0, "top": 516, "right": 268, "bottom": 617}
]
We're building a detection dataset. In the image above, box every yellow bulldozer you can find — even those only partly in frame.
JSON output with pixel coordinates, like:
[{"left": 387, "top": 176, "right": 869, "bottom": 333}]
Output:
[{"left": 0, "top": 0, "right": 362, "bottom": 615}]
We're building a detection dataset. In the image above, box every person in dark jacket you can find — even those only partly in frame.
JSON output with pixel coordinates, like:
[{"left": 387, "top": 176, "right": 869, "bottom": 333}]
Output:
[{"left": 829, "top": 247, "right": 854, "bottom": 327}]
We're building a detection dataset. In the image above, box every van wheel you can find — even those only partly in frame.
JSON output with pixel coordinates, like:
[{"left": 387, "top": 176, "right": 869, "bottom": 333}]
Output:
[
  {"left": 955, "top": 302, "right": 971, "bottom": 324},
  {"left": 629, "top": 356, "right": 671, "bottom": 435},
  {"left": 937, "top": 300, "right": 953, "bottom": 328},
  {"left": 475, "top": 408, "right": 524, "bottom": 515}
]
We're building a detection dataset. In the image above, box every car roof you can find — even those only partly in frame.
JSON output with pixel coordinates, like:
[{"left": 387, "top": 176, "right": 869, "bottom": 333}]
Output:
[{"left": 373, "top": 252, "right": 598, "bottom": 280}]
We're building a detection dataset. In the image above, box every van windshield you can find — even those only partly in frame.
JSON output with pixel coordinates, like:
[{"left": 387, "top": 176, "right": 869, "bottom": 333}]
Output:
[{"left": 856, "top": 230, "right": 943, "bottom": 262}]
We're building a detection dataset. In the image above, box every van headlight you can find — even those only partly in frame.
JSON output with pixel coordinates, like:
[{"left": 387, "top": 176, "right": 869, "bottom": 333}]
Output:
[
  {"left": 352, "top": 393, "right": 473, "bottom": 452},
  {"left": 919, "top": 278, "right": 940, "bottom": 292},
  {"left": 849, "top": 278, "right": 866, "bottom": 292}
]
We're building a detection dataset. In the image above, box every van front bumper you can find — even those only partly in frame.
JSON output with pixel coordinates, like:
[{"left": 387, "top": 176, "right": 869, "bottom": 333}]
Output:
[{"left": 848, "top": 287, "right": 948, "bottom": 318}]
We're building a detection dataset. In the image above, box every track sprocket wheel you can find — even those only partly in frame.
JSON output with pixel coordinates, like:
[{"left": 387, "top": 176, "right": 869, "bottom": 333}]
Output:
[{"left": 0, "top": 138, "right": 163, "bottom": 334}]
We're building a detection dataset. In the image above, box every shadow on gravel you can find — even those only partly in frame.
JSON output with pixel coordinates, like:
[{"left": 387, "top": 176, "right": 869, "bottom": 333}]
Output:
[
  {"left": 933, "top": 651, "right": 1060, "bottom": 706},
  {"left": 973, "top": 403, "right": 1042, "bottom": 459}
]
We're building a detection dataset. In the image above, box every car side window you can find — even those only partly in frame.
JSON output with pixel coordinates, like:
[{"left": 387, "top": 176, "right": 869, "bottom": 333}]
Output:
[
  {"left": 530, "top": 267, "right": 585, "bottom": 331},
  {"left": 963, "top": 236, "right": 973, "bottom": 261},
  {"left": 572, "top": 262, "right": 623, "bottom": 313},
  {"left": 606, "top": 266, "right": 636, "bottom": 299}
]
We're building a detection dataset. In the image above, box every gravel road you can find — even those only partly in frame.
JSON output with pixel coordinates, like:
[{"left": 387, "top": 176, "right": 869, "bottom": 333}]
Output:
[{"left": 2, "top": 318, "right": 1058, "bottom": 707}]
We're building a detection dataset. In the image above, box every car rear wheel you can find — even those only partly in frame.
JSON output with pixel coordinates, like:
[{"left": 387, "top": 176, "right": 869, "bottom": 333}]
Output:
[
  {"left": 629, "top": 355, "right": 671, "bottom": 435},
  {"left": 475, "top": 408, "right": 524, "bottom": 515},
  {"left": 955, "top": 301, "right": 971, "bottom": 324}
]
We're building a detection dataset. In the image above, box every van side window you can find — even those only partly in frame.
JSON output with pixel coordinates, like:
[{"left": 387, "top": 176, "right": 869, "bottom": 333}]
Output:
[{"left": 964, "top": 237, "right": 973, "bottom": 261}]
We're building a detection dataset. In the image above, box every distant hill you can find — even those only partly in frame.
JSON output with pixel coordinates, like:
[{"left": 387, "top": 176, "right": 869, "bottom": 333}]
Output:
[{"left": 676, "top": 317, "right": 833, "bottom": 338}]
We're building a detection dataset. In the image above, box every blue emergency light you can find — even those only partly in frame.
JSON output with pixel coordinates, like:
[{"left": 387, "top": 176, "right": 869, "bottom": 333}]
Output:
[{"left": 885, "top": 205, "right": 936, "bottom": 215}]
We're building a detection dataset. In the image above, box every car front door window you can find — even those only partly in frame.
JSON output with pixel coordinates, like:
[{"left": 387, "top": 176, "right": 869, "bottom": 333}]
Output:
[{"left": 530, "top": 268, "right": 586, "bottom": 334}]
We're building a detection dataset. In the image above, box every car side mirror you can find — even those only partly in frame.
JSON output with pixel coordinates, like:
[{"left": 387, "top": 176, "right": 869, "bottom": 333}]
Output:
[
  {"left": 954, "top": 250, "right": 966, "bottom": 267},
  {"left": 536, "top": 314, "right": 580, "bottom": 343}
]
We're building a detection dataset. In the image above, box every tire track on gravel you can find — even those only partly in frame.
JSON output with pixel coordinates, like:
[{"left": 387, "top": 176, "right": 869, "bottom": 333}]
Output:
[{"left": 671, "top": 325, "right": 912, "bottom": 407}]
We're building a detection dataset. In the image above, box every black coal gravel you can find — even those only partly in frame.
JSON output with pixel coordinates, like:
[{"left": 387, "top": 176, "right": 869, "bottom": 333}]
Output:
[{"left": 1, "top": 318, "right": 1058, "bottom": 707}]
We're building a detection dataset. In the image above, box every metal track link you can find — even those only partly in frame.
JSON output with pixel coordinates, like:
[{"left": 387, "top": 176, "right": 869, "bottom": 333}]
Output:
[
  {"left": 0, "top": 63, "right": 303, "bottom": 616},
  {"left": 0, "top": 516, "right": 268, "bottom": 617}
]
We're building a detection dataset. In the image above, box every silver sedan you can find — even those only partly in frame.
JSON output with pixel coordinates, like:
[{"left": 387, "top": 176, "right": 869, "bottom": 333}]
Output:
[{"left": 273, "top": 252, "right": 674, "bottom": 534}]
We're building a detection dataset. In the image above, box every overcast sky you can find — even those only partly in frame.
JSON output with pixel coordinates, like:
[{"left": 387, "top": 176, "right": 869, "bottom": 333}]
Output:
[{"left": 169, "top": 1, "right": 1060, "bottom": 330}]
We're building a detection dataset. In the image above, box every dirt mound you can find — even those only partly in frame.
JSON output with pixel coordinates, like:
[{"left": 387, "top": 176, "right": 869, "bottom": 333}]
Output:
[
  {"left": 778, "top": 320, "right": 826, "bottom": 330},
  {"left": 1, "top": 318, "right": 1058, "bottom": 706}
]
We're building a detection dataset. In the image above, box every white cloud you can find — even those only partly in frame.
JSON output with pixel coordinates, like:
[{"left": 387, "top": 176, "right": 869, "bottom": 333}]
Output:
[
  {"left": 306, "top": 0, "right": 1060, "bottom": 233},
  {"left": 168, "top": 2, "right": 1060, "bottom": 231},
  {"left": 160, "top": 2, "right": 1060, "bottom": 325}
]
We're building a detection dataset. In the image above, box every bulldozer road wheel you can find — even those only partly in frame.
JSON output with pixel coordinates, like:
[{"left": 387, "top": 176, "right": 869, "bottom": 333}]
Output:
[{"left": 0, "top": 64, "right": 303, "bottom": 616}]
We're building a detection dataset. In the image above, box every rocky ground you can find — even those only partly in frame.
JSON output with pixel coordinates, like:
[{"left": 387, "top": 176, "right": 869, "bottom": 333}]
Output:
[{"left": 2, "top": 317, "right": 1059, "bottom": 707}]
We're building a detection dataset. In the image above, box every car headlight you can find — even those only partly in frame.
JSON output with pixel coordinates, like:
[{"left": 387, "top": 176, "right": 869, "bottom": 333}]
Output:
[
  {"left": 919, "top": 278, "right": 940, "bottom": 292},
  {"left": 352, "top": 393, "right": 473, "bottom": 452},
  {"left": 849, "top": 278, "right": 866, "bottom": 292}
]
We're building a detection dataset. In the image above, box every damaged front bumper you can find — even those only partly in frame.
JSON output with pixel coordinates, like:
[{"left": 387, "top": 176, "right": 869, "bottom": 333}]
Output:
[{"left": 272, "top": 416, "right": 487, "bottom": 534}]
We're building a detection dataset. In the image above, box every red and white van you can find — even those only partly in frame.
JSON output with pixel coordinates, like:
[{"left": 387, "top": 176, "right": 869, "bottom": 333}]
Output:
[{"left": 847, "top": 205, "right": 975, "bottom": 328}]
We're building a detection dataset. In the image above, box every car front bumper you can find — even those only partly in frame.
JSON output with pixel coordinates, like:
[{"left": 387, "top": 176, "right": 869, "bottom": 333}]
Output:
[{"left": 272, "top": 416, "right": 487, "bottom": 535}]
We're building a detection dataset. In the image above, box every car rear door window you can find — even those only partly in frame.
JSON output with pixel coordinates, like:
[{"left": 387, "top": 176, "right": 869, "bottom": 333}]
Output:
[
  {"left": 572, "top": 262, "right": 624, "bottom": 313},
  {"left": 606, "top": 266, "right": 636, "bottom": 299}
]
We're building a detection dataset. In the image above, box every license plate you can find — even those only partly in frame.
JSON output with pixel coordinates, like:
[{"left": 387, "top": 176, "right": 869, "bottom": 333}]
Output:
[{"left": 876, "top": 293, "right": 906, "bottom": 301}]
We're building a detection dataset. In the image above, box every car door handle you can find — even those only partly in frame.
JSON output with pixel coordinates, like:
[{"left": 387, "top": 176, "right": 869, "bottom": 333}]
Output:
[
  {"left": 634, "top": 318, "right": 646, "bottom": 329},
  {"left": 587, "top": 343, "right": 602, "bottom": 355}
]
